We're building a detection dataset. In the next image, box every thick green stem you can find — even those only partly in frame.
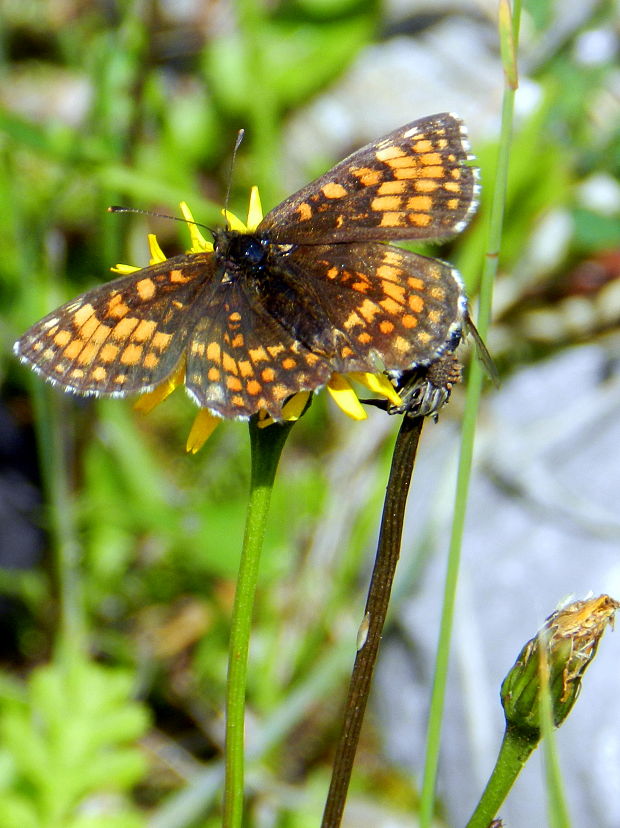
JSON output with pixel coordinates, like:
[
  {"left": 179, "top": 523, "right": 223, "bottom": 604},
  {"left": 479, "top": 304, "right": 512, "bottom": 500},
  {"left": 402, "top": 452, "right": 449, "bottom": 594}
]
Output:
[
  {"left": 223, "top": 417, "right": 294, "bottom": 828},
  {"left": 465, "top": 725, "right": 537, "bottom": 828}
]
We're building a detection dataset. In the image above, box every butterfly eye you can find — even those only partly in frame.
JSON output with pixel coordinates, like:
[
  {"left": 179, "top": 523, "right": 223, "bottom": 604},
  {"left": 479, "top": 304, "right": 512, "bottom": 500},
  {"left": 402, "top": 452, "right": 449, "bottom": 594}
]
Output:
[{"left": 227, "top": 234, "right": 268, "bottom": 267}]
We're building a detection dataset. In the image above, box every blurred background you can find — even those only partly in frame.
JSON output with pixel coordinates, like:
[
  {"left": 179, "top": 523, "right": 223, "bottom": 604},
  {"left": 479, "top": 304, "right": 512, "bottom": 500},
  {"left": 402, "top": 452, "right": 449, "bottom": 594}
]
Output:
[{"left": 1, "top": 0, "right": 620, "bottom": 826}]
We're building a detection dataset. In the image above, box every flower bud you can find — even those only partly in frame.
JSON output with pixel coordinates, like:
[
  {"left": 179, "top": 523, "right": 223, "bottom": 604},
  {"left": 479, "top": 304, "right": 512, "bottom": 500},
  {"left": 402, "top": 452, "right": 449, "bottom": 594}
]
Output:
[{"left": 501, "top": 595, "right": 619, "bottom": 736}]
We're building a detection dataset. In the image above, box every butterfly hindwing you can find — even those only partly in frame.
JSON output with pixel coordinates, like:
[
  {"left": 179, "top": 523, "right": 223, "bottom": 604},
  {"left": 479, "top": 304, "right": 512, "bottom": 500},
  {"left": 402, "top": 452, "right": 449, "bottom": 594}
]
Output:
[{"left": 184, "top": 280, "right": 333, "bottom": 418}]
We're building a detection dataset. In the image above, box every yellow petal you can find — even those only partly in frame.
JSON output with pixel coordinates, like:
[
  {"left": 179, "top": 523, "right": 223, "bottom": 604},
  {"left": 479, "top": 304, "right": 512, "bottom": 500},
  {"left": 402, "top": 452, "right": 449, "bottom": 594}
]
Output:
[
  {"left": 348, "top": 372, "right": 402, "bottom": 406},
  {"left": 111, "top": 263, "right": 140, "bottom": 274},
  {"left": 148, "top": 233, "right": 167, "bottom": 264},
  {"left": 134, "top": 363, "right": 185, "bottom": 414},
  {"left": 258, "top": 391, "right": 312, "bottom": 428},
  {"left": 222, "top": 208, "right": 247, "bottom": 233},
  {"left": 246, "top": 186, "right": 263, "bottom": 230},
  {"left": 186, "top": 409, "right": 221, "bottom": 453},
  {"left": 180, "top": 202, "right": 213, "bottom": 252},
  {"left": 281, "top": 391, "right": 311, "bottom": 420},
  {"left": 327, "top": 375, "right": 367, "bottom": 420},
  {"left": 256, "top": 409, "right": 273, "bottom": 429}
]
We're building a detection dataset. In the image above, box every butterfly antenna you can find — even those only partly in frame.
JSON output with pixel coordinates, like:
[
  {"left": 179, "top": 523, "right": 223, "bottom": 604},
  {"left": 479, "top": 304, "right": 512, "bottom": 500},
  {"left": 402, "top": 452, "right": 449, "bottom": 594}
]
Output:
[
  {"left": 108, "top": 206, "right": 215, "bottom": 235},
  {"left": 223, "top": 129, "right": 245, "bottom": 227}
]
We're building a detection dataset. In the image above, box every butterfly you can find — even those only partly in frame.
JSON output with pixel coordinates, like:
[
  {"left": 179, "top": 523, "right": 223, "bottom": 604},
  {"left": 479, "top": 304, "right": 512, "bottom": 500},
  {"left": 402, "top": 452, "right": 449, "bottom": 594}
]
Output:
[{"left": 14, "top": 112, "right": 479, "bottom": 420}]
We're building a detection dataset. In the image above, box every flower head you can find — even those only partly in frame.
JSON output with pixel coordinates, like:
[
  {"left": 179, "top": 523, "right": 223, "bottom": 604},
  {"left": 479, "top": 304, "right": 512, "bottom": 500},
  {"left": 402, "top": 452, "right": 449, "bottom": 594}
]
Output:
[{"left": 115, "top": 191, "right": 402, "bottom": 452}]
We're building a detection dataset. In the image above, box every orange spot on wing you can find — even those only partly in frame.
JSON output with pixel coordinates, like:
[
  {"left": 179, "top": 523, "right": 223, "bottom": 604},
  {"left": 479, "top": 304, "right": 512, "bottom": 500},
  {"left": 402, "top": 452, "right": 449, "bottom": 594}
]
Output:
[
  {"left": 414, "top": 179, "right": 439, "bottom": 192},
  {"left": 409, "top": 213, "right": 432, "bottom": 227},
  {"left": 143, "top": 352, "right": 159, "bottom": 369},
  {"left": 53, "top": 330, "right": 72, "bottom": 347},
  {"left": 206, "top": 342, "right": 221, "bottom": 361},
  {"left": 296, "top": 203, "right": 312, "bottom": 221},
  {"left": 132, "top": 320, "right": 157, "bottom": 342},
  {"left": 136, "top": 278, "right": 156, "bottom": 300},
  {"left": 417, "top": 165, "right": 444, "bottom": 178},
  {"left": 371, "top": 196, "right": 403, "bottom": 211},
  {"left": 112, "top": 317, "right": 140, "bottom": 339},
  {"left": 406, "top": 195, "right": 432, "bottom": 211},
  {"left": 352, "top": 167, "right": 382, "bottom": 186},
  {"left": 376, "top": 145, "right": 407, "bottom": 161},
  {"left": 222, "top": 352, "right": 238, "bottom": 374},
  {"left": 100, "top": 343, "right": 120, "bottom": 362},
  {"left": 64, "top": 340, "right": 84, "bottom": 360},
  {"left": 413, "top": 139, "right": 433, "bottom": 152},
  {"left": 377, "top": 180, "right": 407, "bottom": 195},
  {"left": 73, "top": 304, "right": 95, "bottom": 326},
  {"left": 379, "top": 212, "right": 406, "bottom": 227},
  {"left": 152, "top": 331, "right": 173, "bottom": 350},
  {"left": 322, "top": 182, "right": 347, "bottom": 198},
  {"left": 121, "top": 344, "right": 143, "bottom": 365}
]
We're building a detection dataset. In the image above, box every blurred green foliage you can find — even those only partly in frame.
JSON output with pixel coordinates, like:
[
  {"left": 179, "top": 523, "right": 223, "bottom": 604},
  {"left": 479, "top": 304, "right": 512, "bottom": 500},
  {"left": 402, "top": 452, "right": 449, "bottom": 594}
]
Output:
[{"left": 0, "top": 0, "right": 619, "bottom": 825}]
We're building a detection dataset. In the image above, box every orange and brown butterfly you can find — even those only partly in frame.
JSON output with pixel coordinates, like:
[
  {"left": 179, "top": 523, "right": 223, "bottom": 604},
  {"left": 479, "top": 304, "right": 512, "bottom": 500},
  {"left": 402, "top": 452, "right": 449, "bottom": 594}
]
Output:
[{"left": 14, "top": 112, "right": 479, "bottom": 430}]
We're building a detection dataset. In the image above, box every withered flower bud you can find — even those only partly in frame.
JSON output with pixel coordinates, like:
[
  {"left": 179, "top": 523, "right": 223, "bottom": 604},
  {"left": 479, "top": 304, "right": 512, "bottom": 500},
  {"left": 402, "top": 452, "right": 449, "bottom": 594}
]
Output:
[{"left": 501, "top": 595, "right": 619, "bottom": 736}]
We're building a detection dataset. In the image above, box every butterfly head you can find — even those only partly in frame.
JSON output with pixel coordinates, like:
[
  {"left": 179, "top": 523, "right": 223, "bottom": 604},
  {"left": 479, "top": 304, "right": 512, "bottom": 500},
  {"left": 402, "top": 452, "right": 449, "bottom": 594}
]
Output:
[{"left": 214, "top": 228, "right": 270, "bottom": 271}]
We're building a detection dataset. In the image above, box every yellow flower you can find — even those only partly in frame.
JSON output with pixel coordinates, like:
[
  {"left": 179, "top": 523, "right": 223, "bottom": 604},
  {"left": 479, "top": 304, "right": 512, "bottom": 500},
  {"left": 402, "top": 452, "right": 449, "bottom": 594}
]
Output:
[{"left": 113, "top": 190, "right": 401, "bottom": 452}]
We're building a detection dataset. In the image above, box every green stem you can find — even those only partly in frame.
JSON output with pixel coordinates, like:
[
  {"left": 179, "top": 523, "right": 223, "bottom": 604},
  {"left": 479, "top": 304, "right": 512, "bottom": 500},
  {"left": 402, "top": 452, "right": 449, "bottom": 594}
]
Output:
[
  {"left": 30, "top": 369, "right": 84, "bottom": 665},
  {"left": 223, "top": 417, "right": 294, "bottom": 828},
  {"left": 540, "top": 665, "right": 571, "bottom": 827},
  {"left": 419, "top": 2, "right": 521, "bottom": 824},
  {"left": 465, "top": 725, "right": 536, "bottom": 828}
]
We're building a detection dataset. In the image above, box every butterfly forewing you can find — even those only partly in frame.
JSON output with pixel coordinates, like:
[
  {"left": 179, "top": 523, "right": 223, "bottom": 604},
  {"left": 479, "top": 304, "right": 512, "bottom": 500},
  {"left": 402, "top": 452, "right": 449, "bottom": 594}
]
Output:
[
  {"left": 258, "top": 113, "right": 478, "bottom": 244},
  {"left": 15, "top": 253, "right": 214, "bottom": 396}
]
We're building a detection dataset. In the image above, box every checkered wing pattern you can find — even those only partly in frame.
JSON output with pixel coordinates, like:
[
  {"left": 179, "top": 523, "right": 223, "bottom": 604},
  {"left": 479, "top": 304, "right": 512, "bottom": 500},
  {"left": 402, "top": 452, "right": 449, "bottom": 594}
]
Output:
[
  {"left": 15, "top": 253, "right": 214, "bottom": 396},
  {"left": 259, "top": 113, "right": 477, "bottom": 243},
  {"left": 183, "top": 281, "right": 333, "bottom": 418},
  {"left": 183, "top": 242, "right": 464, "bottom": 419},
  {"left": 282, "top": 242, "right": 465, "bottom": 372},
  {"left": 15, "top": 112, "right": 480, "bottom": 421}
]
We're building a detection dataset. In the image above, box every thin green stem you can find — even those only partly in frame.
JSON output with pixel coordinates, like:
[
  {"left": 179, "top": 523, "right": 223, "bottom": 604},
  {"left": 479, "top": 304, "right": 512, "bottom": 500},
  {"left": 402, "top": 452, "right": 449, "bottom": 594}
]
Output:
[
  {"left": 465, "top": 726, "right": 536, "bottom": 828},
  {"left": 223, "top": 417, "right": 294, "bottom": 828},
  {"left": 419, "top": 2, "right": 521, "bottom": 824},
  {"left": 30, "top": 385, "right": 85, "bottom": 662},
  {"left": 540, "top": 656, "right": 571, "bottom": 828}
]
